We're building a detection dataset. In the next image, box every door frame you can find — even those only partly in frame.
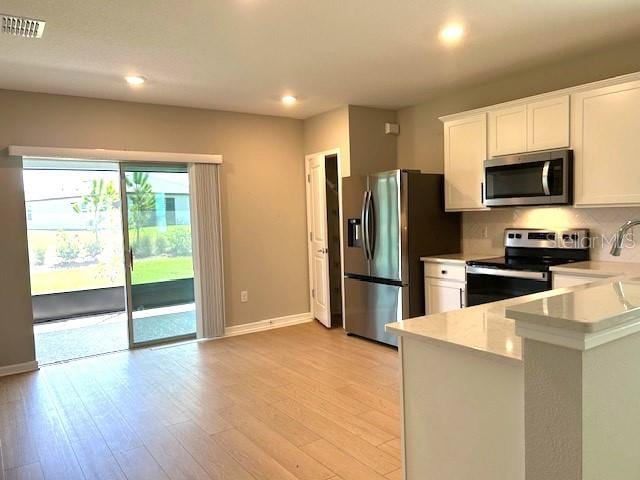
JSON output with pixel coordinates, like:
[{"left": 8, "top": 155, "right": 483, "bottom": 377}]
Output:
[
  {"left": 119, "top": 163, "right": 136, "bottom": 348},
  {"left": 304, "top": 149, "right": 345, "bottom": 328}
]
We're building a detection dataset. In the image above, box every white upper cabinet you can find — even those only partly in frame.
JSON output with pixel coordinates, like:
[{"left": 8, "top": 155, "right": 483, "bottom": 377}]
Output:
[
  {"left": 443, "top": 113, "right": 487, "bottom": 211},
  {"left": 488, "top": 95, "right": 570, "bottom": 157},
  {"left": 527, "top": 95, "right": 570, "bottom": 152},
  {"left": 488, "top": 105, "right": 527, "bottom": 157},
  {"left": 572, "top": 80, "right": 640, "bottom": 206},
  {"left": 442, "top": 72, "right": 640, "bottom": 209}
]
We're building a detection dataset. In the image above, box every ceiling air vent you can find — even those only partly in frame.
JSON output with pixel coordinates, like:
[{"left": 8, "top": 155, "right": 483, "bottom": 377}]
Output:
[{"left": 1, "top": 14, "right": 46, "bottom": 38}]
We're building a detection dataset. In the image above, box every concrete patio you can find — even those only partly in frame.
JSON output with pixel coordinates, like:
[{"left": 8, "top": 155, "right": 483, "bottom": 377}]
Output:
[{"left": 34, "top": 303, "right": 196, "bottom": 364}]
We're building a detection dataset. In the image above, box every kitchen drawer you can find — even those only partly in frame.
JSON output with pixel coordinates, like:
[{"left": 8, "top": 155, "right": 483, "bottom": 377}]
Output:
[{"left": 425, "top": 262, "right": 466, "bottom": 282}]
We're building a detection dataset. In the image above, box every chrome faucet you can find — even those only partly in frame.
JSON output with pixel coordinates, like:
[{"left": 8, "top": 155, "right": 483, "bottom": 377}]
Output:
[{"left": 610, "top": 220, "right": 640, "bottom": 256}]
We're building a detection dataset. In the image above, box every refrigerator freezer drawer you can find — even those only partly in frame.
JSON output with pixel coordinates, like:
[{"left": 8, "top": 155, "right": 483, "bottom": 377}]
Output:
[{"left": 344, "top": 277, "right": 409, "bottom": 347}]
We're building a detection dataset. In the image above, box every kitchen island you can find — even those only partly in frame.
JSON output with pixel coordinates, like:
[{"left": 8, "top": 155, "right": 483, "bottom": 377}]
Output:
[
  {"left": 387, "top": 276, "right": 640, "bottom": 480},
  {"left": 386, "top": 294, "right": 530, "bottom": 480}
]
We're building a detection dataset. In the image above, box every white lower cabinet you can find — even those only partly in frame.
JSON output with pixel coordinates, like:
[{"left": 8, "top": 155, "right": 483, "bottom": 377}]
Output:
[
  {"left": 424, "top": 262, "right": 466, "bottom": 314},
  {"left": 426, "top": 278, "right": 465, "bottom": 314}
]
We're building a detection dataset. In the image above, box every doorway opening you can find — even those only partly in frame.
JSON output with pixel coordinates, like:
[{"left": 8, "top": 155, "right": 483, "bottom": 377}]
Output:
[
  {"left": 23, "top": 159, "right": 197, "bottom": 364},
  {"left": 325, "top": 154, "right": 343, "bottom": 327},
  {"left": 305, "top": 151, "right": 343, "bottom": 328}
]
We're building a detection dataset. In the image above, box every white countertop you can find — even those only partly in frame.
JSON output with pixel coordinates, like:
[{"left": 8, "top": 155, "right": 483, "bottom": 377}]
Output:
[
  {"left": 387, "top": 286, "right": 592, "bottom": 364},
  {"left": 386, "top": 278, "right": 631, "bottom": 363},
  {"left": 550, "top": 260, "right": 640, "bottom": 277},
  {"left": 386, "top": 300, "right": 522, "bottom": 364},
  {"left": 420, "top": 253, "right": 495, "bottom": 264},
  {"left": 506, "top": 277, "right": 640, "bottom": 334},
  {"left": 390, "top": 258, "right": 640, "bottom": 361}
]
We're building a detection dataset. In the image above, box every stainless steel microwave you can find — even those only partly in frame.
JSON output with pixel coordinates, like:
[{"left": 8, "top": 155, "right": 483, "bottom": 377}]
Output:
[{"left": 484, "top": 149, "right": 573, "bottom": 207}]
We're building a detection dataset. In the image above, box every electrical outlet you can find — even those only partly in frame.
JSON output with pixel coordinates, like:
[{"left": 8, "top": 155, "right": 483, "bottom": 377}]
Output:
[
  {"left": 481, "top": 226, "right": 489, "bottom": 239},
  {"left": 240, "top": 290, "right": 249, "bottom": 303}
]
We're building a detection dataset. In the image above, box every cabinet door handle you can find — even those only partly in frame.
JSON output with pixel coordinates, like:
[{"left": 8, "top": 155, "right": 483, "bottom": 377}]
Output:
[
  {"left": 480, "top": 182, "right": 484, "bottom": 205},
  {"left": 441, "top": 269, "right": 447, "bottom": 275},
  {"left": 459, "top": 288, "right": 465, "bottom": 308}
]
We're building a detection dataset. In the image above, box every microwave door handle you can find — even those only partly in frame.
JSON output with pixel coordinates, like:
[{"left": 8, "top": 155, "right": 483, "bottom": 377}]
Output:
[{"left": 542, "top": 160, "right": 551, "bottom": 196}]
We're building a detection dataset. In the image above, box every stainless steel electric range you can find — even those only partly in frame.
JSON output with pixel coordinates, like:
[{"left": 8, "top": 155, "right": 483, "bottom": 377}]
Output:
[{"left": 465, "top": 228, "right": 590, "bottom": 306}]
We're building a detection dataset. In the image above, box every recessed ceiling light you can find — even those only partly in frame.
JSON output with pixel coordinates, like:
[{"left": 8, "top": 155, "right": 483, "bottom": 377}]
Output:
[
  {"left": 281, "top": 95, "right": 297, "bottom": 105},
  {"left": 125, "top": 75, "right": 145, "bottom": 86},
  {"left": 439, "top": 22, "right": 464, "bottom": 45}
]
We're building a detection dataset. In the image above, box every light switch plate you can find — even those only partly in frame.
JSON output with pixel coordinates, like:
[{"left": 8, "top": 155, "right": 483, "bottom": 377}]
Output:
[{"left": 240, "top": 290, "right": 249, "bottom": 303}]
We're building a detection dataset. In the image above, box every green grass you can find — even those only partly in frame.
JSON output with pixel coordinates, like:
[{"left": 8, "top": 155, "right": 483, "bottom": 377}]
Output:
[
  {"left": 28, "top": 225, "right": 194, "bottom": 295},
  {"left": 131, "top": 256, "right": 193, "bottom": 285},
  {"left": 30, "top": 256, "right": 193, "bottom": 295}
]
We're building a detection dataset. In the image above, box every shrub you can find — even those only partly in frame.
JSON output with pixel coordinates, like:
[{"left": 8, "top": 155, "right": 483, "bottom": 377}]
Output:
[
  {"left": 166, "top": 228, "right": 192, "bottom": 256},
  {"left": 56, "top": 232, "right": 81, "bottom": 263},
  {"left": 133, "top": 235, "right": 154, "bottom": 258},
  {"left": 155, "top": 234, "right": 168, "bottom": 255},
  {"left": 84, "top": 239, "right": 103, "bottom": 258},
  {"left": 34, "top": 247, "right": 47, "bottom": 266}
]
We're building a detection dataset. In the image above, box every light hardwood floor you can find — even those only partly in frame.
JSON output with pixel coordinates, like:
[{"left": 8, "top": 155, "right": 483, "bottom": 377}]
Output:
[{"left": 0, "top": 322, "right": 401, "bottom": 480}]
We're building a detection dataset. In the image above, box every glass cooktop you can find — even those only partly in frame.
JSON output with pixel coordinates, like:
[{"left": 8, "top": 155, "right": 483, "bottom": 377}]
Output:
[{"left": 466, "top": 256, "right": 581, "bottom": 272}]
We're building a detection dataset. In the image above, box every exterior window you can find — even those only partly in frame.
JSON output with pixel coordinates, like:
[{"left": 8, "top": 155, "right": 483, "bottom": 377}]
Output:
[{"left": 165, "top": 197, "right": 176, "bottom": 225}]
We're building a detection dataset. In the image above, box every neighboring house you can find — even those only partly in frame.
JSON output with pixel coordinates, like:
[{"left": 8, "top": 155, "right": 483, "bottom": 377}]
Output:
[
  {"left": 24, "top": 171, "right": 190, "bottom": 231},
  {"left": 126, "top": 192, "right": 191, "bottom": 230}
]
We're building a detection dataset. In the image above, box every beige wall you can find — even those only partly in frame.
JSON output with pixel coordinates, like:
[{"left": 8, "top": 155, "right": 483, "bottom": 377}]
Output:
[
  {"left": 0, "top": 155, "right": 36, "bottom": 367},
  {"left": 0, "top": 88, "right": 309, "bottom": 367},
  {"left": 348, "top": 106, "right": 397, "bottom": 176},
  {"left": 397, "top": 37, "right": 640, "bottom": 173},
  {"left": 303, "top": 105, "right": 397, "bottom": 177},
  {"left": 303, "top": 106, "right": 350, "bottom": 176}
]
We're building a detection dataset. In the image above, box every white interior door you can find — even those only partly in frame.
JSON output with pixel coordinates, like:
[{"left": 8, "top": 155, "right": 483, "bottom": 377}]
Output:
[{"left": 306, "top": 155, "right": 331, "bottom": 327}]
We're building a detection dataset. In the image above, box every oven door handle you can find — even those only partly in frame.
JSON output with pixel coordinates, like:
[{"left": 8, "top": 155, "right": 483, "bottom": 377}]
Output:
[
  {"left": 466, "top": 266, "right": 549, "bottom": 282},
  {"left": 542, "top": 160, "right": 551, "bottom": 196}
]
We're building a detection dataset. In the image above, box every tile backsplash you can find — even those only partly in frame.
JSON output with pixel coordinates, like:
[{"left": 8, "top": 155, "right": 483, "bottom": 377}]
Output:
[{"left": 463, "top": 206, "right": 640, "bottom": 262}]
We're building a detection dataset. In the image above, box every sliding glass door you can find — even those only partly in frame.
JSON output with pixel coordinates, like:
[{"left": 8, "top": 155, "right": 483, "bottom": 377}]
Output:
[{"left": 120, "top": 164, "right": 197, "bottom": 347}]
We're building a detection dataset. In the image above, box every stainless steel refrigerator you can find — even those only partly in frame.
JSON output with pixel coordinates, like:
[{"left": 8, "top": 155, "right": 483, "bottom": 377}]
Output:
[{"left": 343, "top": 170, "right": 460, "bottom": 346}]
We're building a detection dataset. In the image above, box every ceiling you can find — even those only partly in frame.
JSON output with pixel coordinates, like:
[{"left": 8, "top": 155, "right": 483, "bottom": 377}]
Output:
[{"left": 2, "top": 1, "right": 640, "bottom": 119}]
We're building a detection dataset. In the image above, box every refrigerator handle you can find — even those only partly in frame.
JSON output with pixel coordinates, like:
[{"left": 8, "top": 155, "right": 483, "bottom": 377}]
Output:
[
  {"left": 368, "top": 192, "right": 376, "bottom": 258},
  {"left": 361, "top": 190, "right": 370, "bottom": 260}
]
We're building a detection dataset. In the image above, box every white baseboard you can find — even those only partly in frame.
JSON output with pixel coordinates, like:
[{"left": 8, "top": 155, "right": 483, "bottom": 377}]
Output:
[
  {"left": 224, "top": 312, "right": 313, "bottom": 337},
  {"left": 0, "top": 360, "right": 39, "bottom": 377}
]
